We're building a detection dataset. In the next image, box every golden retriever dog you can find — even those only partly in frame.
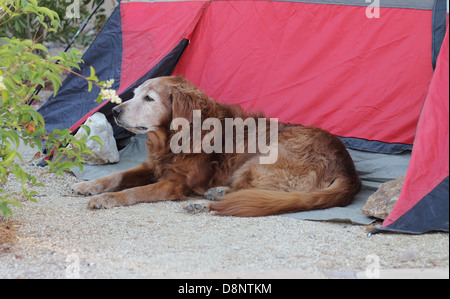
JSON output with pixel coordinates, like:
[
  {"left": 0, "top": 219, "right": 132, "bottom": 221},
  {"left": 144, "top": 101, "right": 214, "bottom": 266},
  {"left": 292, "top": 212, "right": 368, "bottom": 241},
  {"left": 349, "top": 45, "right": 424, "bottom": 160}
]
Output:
[{"left": 72, "top": 76, "right": 361, "bottom": 217}]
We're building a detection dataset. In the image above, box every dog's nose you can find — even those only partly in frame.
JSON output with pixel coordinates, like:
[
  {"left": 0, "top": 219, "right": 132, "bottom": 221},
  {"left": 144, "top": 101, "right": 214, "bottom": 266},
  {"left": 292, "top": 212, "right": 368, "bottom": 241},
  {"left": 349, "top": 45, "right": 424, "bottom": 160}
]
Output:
[{"left": 112, "top": 105, "right": 122, "bottom": 118}]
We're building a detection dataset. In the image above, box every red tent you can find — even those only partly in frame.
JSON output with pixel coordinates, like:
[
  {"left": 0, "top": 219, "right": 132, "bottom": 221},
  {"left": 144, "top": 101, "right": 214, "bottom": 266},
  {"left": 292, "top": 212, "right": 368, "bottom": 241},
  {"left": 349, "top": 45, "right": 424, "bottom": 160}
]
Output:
[
  {"left": 39, "top": 0, "right": 449, "bottom": 233},
  {"left": 376, "top": 24, "right": 449, "bottom": 234}
]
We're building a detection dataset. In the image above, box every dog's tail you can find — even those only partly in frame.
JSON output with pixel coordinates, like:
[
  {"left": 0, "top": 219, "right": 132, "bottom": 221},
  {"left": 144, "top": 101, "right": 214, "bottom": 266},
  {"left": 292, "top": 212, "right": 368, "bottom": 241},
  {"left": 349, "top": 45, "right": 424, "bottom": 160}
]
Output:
[{"left": 209, "top": 177, "right": 361, "bottom": 217}]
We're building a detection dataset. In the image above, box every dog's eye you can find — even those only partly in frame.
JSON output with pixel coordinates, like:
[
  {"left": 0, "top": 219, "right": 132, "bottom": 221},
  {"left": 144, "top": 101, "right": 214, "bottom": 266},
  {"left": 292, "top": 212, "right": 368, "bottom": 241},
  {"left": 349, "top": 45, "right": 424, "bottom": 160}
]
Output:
[{"left": 144, "top": 95, "right": 155, "bottom": 102}]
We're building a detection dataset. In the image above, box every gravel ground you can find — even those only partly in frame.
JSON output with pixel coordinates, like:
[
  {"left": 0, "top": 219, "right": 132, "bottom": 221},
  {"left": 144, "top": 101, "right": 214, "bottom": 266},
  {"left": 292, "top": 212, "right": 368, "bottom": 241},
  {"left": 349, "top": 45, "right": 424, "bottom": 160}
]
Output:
[{"left": 0, "top": 145, "right": 448, "bottom": 279}]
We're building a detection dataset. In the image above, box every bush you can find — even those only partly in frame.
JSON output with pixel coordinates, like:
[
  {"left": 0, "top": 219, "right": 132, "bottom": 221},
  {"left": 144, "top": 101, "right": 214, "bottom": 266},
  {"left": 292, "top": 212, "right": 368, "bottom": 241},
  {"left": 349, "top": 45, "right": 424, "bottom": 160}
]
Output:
[
  {"left": 0, "top": 0, "right": 120, "bottom": 219},
  {"left": 0, "top": 0, "right": 107, "bottom": 47}
]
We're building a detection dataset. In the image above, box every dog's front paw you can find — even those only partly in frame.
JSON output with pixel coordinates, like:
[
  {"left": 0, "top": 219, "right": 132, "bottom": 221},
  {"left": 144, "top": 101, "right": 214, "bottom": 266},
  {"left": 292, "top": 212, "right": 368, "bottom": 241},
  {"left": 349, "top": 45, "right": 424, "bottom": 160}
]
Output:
[
  {"left": 72, "top": 181, "right": 104, "bottom": 196},
  {"left": 88, "top": 194, "right": 117, "bottom": 209}
]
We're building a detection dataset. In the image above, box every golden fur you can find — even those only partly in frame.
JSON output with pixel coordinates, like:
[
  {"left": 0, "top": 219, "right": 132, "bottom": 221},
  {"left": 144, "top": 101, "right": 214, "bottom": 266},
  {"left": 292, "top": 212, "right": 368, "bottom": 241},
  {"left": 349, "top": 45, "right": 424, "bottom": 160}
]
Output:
[{"left": 72, "top": 76, "right": 361, "bottom": 217}]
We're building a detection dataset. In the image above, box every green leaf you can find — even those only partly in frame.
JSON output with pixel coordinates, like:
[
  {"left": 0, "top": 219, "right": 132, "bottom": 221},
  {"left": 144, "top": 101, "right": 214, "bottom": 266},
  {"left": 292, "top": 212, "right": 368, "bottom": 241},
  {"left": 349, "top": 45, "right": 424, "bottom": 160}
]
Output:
[
  {"left": 89, "top": 135, "right": 103, "bottom": 149},
  {"left": 86, "top": 66, "right": 98, "bottom": 82},
  {"left": 3, "top": 130, "right": 20, "bottom": 148},
  {"left": 79, "top": 124, "right": 91, "bottom": 137},
  {"left": 59, "top": 161, "right": 76, "bottom": 171},
  {"left": 0, "top": 202, "right": 13, "bottom": 220},
  {"left": 0, "top": 151, "right": 17, "bottom": 166},
  {"left": 90, "top": 66, "right": 96, "bottom": 77},
  {"left": 73, "top": 160, "right": 84, "bottom": 173},
  {"left": 5, "top": 200, "right": 23, "bottom": 209},
  {"left": 31, "top": 43, "right": 49, "bottom": 53},
  {"left": 11, "top": 164, "right": 26, "bottom": 185},
  {"left": 0, "top": 166, "right": 7, "bottom": 184},
  {"left": 45, "top": 159, "right": 54, "bottom": 169}
]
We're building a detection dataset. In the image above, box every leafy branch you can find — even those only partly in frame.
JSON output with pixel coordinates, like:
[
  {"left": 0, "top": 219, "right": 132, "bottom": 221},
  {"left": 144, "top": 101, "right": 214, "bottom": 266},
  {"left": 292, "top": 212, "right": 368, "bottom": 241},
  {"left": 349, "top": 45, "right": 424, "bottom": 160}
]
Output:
[{"left": 0, "top": 0, "right": 117, "bottom": 220}]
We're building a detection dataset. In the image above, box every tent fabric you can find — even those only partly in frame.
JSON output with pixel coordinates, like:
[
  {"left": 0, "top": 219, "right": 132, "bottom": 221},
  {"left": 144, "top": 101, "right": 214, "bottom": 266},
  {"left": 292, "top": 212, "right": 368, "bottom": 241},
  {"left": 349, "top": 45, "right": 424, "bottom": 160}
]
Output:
[
  {"left": 40, "top": 0, "right": 435, "bottom": 152},
  {"left": 117, "top": 0, "right": 208, "bottom": 95},
  {"left": 432, "top": 0, "right": 448, "bottom": 69},
  {"left": 375, "top": 177, "right": 449, "bottom": 234},
  {"left": 338, "top": 137, "right": 412, "bottom": 155},
  {"left": 173, "top": 0, "right": 434, "bottom": 152},
  {"left": 38, "top": 5, "right": 123, "bottom": 136},
  {"left": 373, "top": 24, "right": 449, "bottom": 234},
  {"left": 121, "top": 0, "right": 435, "bottom": 10},
  {"left": 37, "top": 0, "right": 448, "bottom": 233}
]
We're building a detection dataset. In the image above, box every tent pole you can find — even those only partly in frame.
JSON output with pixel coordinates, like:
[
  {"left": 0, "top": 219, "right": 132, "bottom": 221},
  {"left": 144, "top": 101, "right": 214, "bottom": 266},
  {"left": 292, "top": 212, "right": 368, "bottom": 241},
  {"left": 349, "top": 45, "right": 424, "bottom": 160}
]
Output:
[
  {"left": 63, "top": 0, "right": 106, "bottom": 53},
  {"left": 29, "top": 0, "right": 105, "bottom": 105}
]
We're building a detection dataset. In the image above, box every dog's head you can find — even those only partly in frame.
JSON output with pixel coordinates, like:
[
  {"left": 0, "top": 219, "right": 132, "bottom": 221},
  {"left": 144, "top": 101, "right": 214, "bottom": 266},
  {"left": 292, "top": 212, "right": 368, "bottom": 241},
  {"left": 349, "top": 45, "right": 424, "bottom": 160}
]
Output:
[{"left": 112, "top": 76, "right": 202, "bottom": 134}]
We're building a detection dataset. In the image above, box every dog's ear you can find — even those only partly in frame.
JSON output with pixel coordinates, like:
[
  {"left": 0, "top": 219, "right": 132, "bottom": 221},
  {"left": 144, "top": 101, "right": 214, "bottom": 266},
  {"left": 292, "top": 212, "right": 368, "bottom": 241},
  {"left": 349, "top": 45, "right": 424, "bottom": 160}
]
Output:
[
  {"left": 168, "top": 76, "right": 210, "bottom": 123},
  {"left": 170, "top": 86, "right": 194, "bottom": 123}
]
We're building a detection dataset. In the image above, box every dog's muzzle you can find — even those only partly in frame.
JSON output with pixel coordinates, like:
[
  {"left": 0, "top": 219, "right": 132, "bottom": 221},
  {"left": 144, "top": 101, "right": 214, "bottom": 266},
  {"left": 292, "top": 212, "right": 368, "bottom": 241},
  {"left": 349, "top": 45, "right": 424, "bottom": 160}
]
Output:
[{"left": 112, "top": 105, "right": 148, "bottom": 133}]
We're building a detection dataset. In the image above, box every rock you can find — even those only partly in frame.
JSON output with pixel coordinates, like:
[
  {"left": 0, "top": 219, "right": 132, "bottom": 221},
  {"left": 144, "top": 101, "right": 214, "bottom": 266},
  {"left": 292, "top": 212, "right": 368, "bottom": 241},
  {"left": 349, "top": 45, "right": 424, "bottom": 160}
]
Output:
[
  {"left": 72, "top": 112, "right": 120, "bottom": 165},
  {"left": 362, "top": 175, "right": 406, "bottom": 219}
]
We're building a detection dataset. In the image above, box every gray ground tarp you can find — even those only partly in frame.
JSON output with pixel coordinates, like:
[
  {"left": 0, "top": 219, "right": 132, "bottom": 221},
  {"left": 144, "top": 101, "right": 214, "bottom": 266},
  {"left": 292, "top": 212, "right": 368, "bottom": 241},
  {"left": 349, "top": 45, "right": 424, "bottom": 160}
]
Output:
[
  {"left": 286, "top": 149, "right": 411, "bottom": 224},
  {"left": 72, "top": 135, "right": 411, "bottom": 225}
]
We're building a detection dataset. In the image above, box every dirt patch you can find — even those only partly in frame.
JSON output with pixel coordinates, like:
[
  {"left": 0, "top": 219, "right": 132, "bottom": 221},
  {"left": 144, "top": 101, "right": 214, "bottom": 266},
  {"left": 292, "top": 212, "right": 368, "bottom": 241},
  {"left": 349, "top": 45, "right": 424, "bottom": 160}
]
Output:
[
  {"left": 0, "top": 221, "right": 19, "bottom": 254},
  {"left": 1, "top": 143, "right": 448, "bottom": 278}
]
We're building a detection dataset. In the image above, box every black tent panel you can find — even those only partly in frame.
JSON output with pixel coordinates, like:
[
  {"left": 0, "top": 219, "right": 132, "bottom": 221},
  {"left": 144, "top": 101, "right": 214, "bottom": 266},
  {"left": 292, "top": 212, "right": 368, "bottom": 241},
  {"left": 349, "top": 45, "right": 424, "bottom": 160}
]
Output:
[
  {"left": 373, "top": 177, "right": 449, "bottom": 234},
  {"left": 38, "top": 5, "right": 123, "bottom": 135}
]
